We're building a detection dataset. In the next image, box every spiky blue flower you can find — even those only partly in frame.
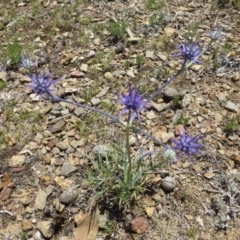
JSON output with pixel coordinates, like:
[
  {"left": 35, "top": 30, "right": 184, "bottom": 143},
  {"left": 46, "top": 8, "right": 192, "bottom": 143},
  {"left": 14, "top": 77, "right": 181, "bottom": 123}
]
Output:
[
  {"left": 174, "top": 41, "right": 201, "bottom": 63},
  {"left": 27, "top": 70, "right": 61, "bottom": 100},
  {"left": 171, "top": 128, "right": 203, "bottom": 162},
  {"left": 117, "top": 86, "right": 147, "bottom": 122},
  {"left": 19, "top": 53, "right": 36, "bottom": 68}
]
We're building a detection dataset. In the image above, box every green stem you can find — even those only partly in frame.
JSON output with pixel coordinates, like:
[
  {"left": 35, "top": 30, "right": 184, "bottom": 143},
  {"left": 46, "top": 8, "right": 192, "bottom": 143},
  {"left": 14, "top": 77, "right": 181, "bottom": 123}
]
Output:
[{"left": 126, "top": 111, "right": 132, "bottom": 186}]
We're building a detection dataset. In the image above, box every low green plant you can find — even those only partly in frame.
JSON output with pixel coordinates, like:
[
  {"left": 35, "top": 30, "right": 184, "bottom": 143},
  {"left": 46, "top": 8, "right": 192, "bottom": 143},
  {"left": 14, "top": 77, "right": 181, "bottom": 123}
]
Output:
[
  {"left": 144, "top": 0, "right": 165, "bottom": 10},
  {"left": 175, "top": 112, "right": 190, "bottom": 126},
  {"left": 2, "top": 38, "right": 22, "bottom": 66},
  {"left": 186, "top": 227, "right": 199, "bottom": 238},
  {"left": 84, "top": 143, "right": 152, "bottom": 206},
  {"left": 150, "top": 11, "right": 168, "bottom": 27},
  {"left": 20, "top": 232, "right": 28, "bottom": 240},
  {"left": 0, "top": 80, "right": 7, "bottom": 90},
  {"left": 172, "top": 95, "right": 181, "bottom": 106},
  {"left": 108, "top": 21, "right": 126, "bottom": 40},
  {"left": 136, "top": 55, "right": 143, "bottom": 67},
  {"left": 224, "top": 117, "right": 239, "bottom": 132},
  {"left": 124, "top": 60, "right": 131, "bottom": 69}
]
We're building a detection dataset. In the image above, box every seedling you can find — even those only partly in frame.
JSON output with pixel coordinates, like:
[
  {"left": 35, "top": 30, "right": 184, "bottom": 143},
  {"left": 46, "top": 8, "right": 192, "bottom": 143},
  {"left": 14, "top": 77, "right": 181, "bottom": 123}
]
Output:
[
  {"left": 108, "top": 21, "right": 126, "bottom": 40},
  {"left": 144, "top": 0, "right": 165, "bottom": 10},
  {"left": 0, "top": 81, "right": 6, "bottom": 90},
  {"left": 136, "top": 55, "right": 143, "bottom": 67},
  {"left": 175, "top": 112, "right": 190, "bottom": 126},
  {"left": 3, "top": 38, "right": 22, "bottom": 66},
  {"left": 224, "top": 117, "right": 239, "bottom": 133}
]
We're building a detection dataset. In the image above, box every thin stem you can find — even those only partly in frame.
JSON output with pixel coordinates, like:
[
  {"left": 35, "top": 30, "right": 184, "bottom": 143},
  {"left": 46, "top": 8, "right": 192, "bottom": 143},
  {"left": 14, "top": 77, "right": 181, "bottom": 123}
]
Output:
[
  {"left": 49, "top": 93, "right": 123, "bottom": 124},
  {"left": 146, "top": 60, "right": 187, "bottom": 104},
  {"left": 131, "top": 126, "right": 167, "bottom": 149},
  {"left": 126, "top": 110, "right": 132, "bottom": 186}
]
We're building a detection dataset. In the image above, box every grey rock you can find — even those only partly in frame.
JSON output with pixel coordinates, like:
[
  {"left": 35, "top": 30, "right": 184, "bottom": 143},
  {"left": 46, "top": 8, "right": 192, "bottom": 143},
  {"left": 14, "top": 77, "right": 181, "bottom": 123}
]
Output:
[
  {"left": 225, "top": 101, "right": 238, "bottom": 112},
  {"left": 91, "top": 97, "right": 101, "bottom": 106},
  {"left": 126, "top": 70, "right": 135, "bottom": 78},
  {"left": 34, "top": 189, "right": 48, "bottom": 210},
  {"left": 74, "top": 107, "right": 85, "bottom": 117},
  {"left": 59, "top": 187, "right": 80, "bottom": 204},
  {"left": 60, "top": 162, "right": 77, "bottom": 176},
  {"left": 163, "top": 87, "right": 179, "bottom": 99},
  {"left": 87, "top": 50, "right": 96, "bottom": 58},
  {"left": 9, "top": 155, "right": 25, "bottom": 167},
  {"left": 50, "top": 120, "right": 65, "bottom": 133},
  {"left": 70, "top": 139, "right": 85, "bottom": 149},
  {"left": 146, "top": 50, "right": 154, "bottom": 59},
  {"left": 61, "top": 109, "right": 69, "bottom": 115},
  {"left": 37, "top": 221, "right": 55, "bottom": 238},
  {"left": 104, "top": 72, "right": 114, "bottom": 80},
  {"left": 99, "top": 215, "right": 108, "bottom": 228},
  {"left": 161, "top": 176, "right": 176, "bottom": 192},
  {"left": 56, "top": 142, "right": 68, "bottom": 151}
]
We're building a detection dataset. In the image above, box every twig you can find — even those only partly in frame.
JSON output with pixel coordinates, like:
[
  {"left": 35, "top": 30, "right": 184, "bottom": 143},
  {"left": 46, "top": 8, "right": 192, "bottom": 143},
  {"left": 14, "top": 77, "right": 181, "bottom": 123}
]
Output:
[{"left": 0, "top": 210, "right": 14, "bottom": 217}]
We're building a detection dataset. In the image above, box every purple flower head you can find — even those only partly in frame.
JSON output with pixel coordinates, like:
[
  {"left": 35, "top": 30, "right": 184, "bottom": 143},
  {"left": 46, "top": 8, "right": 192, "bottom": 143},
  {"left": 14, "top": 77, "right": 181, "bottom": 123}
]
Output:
[
  {"left": 27, "top": 69, "right": 61, "bottom": 100},
  {"left": 174, "top": 41, "right": 201, "bottom": 64},
  {"left": 117, "top": 86, "right": 147, "bottom": 122},
  {"left": 171, "top": 127, "right": 203, "bottom": 162},
  {"left": 19, "top": 53, "right": 36, "bottom": 68}
]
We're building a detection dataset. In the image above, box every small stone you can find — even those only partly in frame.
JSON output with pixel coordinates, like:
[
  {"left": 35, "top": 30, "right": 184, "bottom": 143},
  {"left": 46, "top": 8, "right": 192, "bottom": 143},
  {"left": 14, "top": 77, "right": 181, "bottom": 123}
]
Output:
[
  {"left": 55, "top": 177, "right": 75, "bottom": 191},
  {"left": 61, "top": 109, "right": 69, "bottom": 115},
  {"left": 60, "top": 162, "right": 77, "bottom": 176},
  {"left": 161, "top": 176, "right": 176, "bottom": 192},
  {"left": 80, "top": 63, "right": 88, "bottom": 72},
  {"left": 87, "top": 50, "right": 96, "bottom": 58},
  {"left": 232, "top": 72, "right": 240, "bottom": 81},
  {"left": 37, "top": 221, "right": 55, "bottom": 238},
  {"left": 91, "top": 97, "right": 101, "bottom": 106},
  {"left": 74, "top": 107, "right": 85, "bottom": 117},
  {"left": 0, "top": 187, "right": 12, "bottom": 201},
  {"left": 204, "top": 172, "right": 215, "bottom": 179},
  {"left": 51, "top": 147, "right": 60, "bottom": 155},
  {"left": 185, "top": 215, "right": 193, "bottom": 221},
  {"left": 127, "top": 37, "right": 141, "bottom": 42},
  {"left": 104, "top": 72, "right": 114, "bottom": 80},
  {"left": 59, "top": 187, "right": 80, "bottom": 205},
  {"left": 96, "top": 87, "right": 109, "bottom": 98},
  {"left": 50, "top": 120, "right": 65, "bottom": 133},
  {"left": 70, "top": 139, "right": 85, "bottom": 149},
  {"left": 56, "top": 142, "right": 68, "bottom": 151},
  {"left": 158, "top": 53, "right": 167, "bottom": 61},
  {"left": 0, "top": 71, "right": 7, "bottom": 81},
  {"left": 235, "top": 173, "right": 240, "bottom": 182},
  {"left": 164, "top": 27, "right": 175, "bottom": 36},
  {"left": 150, "top": 101, "right": 168, "bottom": 112},
  {"left": 128, "top": 217, "right": 149, "bottom": 234},
  {"left": 214, "top": 113, "right": 223, "bottom": 123},
  {"left": 9, "top": 155, "right": 25, "bottom": 167},
  {"left": 225, "top": 101, "right": 238, "bottom": 112},
  {"left": 163, "top": 87, "right": 178, "bottom": 99},
  {"left": 99, "top": 215, "right": 107, "bottom": 229},
  {"left": 53, "top": 198, "right": 65, "bottom": 212},
  {"left": 126, "top": 70, "right": 135, "bottom": 78},
  {"left": 34, "top": 189, "right": 48, "bottom": 210},
  {"left": 146, "top": 111, "right": 156, "bottom": 120},
  {"left": 146, "top": 50, "right": 154, "bottom": 59},
  {"left": 191, "top": 64, "right": 202, "bottom": 71},
  {"left": 22, "top": 219, "right": 33, "bottom": 231}
]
